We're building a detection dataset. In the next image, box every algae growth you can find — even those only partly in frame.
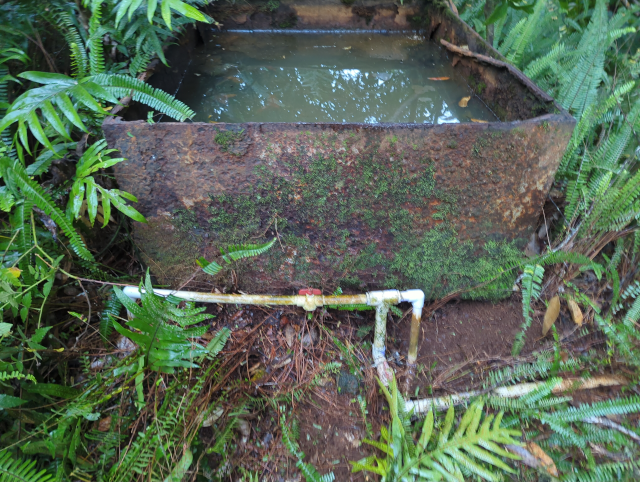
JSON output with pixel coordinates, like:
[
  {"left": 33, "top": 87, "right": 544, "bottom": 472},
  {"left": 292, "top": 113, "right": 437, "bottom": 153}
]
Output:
[{"left": 187, "top": 131, "right": 520, "bottom": 299}]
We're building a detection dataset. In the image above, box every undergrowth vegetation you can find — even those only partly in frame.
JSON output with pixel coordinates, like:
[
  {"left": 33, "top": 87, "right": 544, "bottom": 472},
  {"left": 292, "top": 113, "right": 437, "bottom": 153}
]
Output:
[{"left": 0, "top": 0, "right": 640, "bottom": 480}]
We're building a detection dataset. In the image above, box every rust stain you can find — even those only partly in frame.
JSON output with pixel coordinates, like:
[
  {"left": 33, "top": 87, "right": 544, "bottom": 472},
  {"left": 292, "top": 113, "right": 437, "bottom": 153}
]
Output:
[{"left": 104, "top": 116, "right": 574, "bottom": 290}]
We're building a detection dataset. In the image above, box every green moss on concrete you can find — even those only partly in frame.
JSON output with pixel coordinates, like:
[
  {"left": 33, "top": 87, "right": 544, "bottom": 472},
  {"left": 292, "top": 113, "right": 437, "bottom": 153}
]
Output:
[
  {"left": 183, "top": 145, "right": 515, "bottom": 298},
  {"left": 214, "top": 128, "right": 245, "bottom": 154},
  {"left": 390, "top": 224, "right": 521, "bottom": 300}
]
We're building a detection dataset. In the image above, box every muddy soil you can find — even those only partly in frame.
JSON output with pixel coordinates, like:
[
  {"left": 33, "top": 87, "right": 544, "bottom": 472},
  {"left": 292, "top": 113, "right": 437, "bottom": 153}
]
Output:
[{"left": 200, "top": 295, "right": 605, "bottom": 481}]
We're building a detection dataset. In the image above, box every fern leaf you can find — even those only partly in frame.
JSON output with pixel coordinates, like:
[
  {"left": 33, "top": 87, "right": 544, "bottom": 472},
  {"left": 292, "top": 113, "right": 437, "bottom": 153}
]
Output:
[
  {"left": 100, "top": 288, "right": 123, "bottom": 342},
  {"left": 94, "top": 74, "right": 194, "bottom": 121},
  {"left": 0, "top": 450, "right": 53, "bottom": 482},
  {"left": 221, "top": 238, "right": 276, "bottom": 263},
  {"left": 0, "top": 157, "right": 93, "bottom": 260},
  {"left": 204, "top": 328, "right": 231, "bottom": 359}
]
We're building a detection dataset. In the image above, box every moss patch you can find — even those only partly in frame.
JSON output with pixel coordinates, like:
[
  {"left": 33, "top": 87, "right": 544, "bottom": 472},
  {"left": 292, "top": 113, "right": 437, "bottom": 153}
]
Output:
[
  {"left": 214, "top": 128, "right": 245, "bottom": 154},
  {"left": 188, "top": 145, "right": 517, "bottom": 297}
]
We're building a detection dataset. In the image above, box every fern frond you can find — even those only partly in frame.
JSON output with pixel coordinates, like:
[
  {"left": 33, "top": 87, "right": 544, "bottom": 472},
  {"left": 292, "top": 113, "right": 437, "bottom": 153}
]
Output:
[
  {"left": 88, "top": 3, "right": 106, "bottom": 76},
  {"left": 547, "top": 396, "right": 640, "bottom": 423},
  {"left": 562, "top": 461, "right": 640, "bottom": 482},
  {"left": 0, "top": 370, "right": 37, "bottom": 383},
  {"left": 221, "top": 238, "right": 276, "bottom": 263},
  {"left": 100, "top": 288, "right": 122, "bottom": 342},
  {"left": 204, "top": 328, "right": 231, "bottom": 359},
  {"left": 94, "top": 74, "right": 194, "bottom": 121},
  {"left": 0, "top": 157, "right": 93, "bottom": 260},
  {"left": 500, "top": 0, "right": 546, "bottom": 67},
  {"left": 0, "top": 450, "right": 53, "bottom": 482},
  {"left": 513, "top": 264, "right": 544, "bottom": 356},
  {"left": 112, "top": 271, "right": 218, "bottom": 372},
  {"left": 282, "top": 416, "right": 335, "bottom": 482}
]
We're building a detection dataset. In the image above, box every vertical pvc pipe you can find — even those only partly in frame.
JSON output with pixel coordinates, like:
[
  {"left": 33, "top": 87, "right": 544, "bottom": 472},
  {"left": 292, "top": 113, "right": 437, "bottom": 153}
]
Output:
[
  {"left": 407, "top": 304, "right": 423, "bottom": 365},
  {"left": 372, "top": 303, "right": 394, "bottom": 386}
]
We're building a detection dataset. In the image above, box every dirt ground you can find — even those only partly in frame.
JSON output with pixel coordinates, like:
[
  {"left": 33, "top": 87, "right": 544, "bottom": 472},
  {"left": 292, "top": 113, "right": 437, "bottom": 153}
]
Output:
[{"left": 194, "top": 293, "right": 609, "bottom": 481}]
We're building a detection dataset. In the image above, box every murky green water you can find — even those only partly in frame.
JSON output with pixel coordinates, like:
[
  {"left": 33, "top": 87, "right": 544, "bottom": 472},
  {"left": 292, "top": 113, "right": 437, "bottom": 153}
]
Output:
[{"left": 177, "top": 32, "right": 497, "bottom": 124}]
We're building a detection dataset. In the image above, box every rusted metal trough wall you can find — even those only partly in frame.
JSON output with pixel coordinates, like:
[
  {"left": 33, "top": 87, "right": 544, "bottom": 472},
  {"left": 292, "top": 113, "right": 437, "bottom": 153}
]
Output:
[{"left": 103, "top": 0, "right": 575, "bottom": 297}]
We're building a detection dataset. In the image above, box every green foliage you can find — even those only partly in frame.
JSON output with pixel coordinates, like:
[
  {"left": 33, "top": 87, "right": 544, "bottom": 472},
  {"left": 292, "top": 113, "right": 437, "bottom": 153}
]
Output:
[
  {"left": 67, "top": 140, "right": 145, "bottom": 226},
  {"left": 112, "top": 0, "right": 212, "bottom": 30},
  {"left": 0, "top": 450, "right": 52, "bottom": 482},
  {"left": 112, "top": 271, "right": 228, "bottom": 372},
  {"left": 197, "top": 238, "right": 276, "bottom": 276},
  {"left": 513, "top": 264, "right": 543, "bottom": 355},
  {"left": 281, "top": 416, "right": 335, "bottom": 482},
  {"left": 484, "top": 354, "right": 581, "bottom": 389},
  {"left": 497, "top": 0, "right": 546, "bottom": 64},
  {"left": 0, "top": 156, "right": 93, "bottom": 260},
  {"left": 99, "top": 288, "right": 123, "bottom": 342},
  {"left": 352, "top": 376, "right": 521, "bottom": 481}
]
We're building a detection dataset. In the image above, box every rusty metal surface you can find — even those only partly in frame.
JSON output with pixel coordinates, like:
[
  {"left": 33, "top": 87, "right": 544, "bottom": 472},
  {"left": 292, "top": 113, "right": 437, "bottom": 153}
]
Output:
[
  {"left": 104, "top": 117, "right": 574, "bottom": 292},
  {"left": 209, "top": 0, "right": 420, "bottom": 31}
]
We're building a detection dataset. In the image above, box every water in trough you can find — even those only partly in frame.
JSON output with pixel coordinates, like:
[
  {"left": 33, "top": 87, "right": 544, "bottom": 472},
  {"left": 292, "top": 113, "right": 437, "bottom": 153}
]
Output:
[{"left": 176, "top": 31, "right": 498, "bottom": 124}]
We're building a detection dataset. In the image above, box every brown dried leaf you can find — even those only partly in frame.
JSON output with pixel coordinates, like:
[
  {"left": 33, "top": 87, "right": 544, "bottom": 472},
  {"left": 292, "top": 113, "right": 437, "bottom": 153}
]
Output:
[
  {"left": 458, "top": 96, "right": 471, "bottom": 107},
  {"left": 470, "top": 118, "right": 488, "bottom": 123},
  {"left": 98, "top": 416, "right": 112, "bottom": 432},
  {"left": 542, "top": 295, "right": 560, "bottom": 336},
  {"left": 284, "top": 324, "right": 295, "bottom": 347},
  {"left": 428, "top": 77, "right": 450, "bottom": 81},
  {"left": 567, "top": 299, "right": 583, "bottom": 326},
  {"left": 526, "top": 442, "right": 559, "bottom": 477}
]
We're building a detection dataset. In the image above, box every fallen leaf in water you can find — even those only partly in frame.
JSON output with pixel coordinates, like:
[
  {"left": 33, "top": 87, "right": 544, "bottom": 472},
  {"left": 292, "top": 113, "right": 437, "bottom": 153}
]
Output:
[
  {"left": 226, "top": 76, "right": 242, "bottom": 83},
  {"left": 542, "top": 295, "right": 561, "bottom": 336},
  {"left": 343, "top": 46, "right": 351, "bottom": 50},
  {"left": 567, "top": 299, "right": 583, "bottom": 326},
  {"left": 458, "top": 96, "right": 471, "bottom": 107},
  {"left": 428, "top": 77, "right": 450, "bottom": 81},
  {"left": 526, "top": 442, "right": 559, "bottom": 477},
  {"left": 470, "top": 118, "right": 488, "bottom": 123}
]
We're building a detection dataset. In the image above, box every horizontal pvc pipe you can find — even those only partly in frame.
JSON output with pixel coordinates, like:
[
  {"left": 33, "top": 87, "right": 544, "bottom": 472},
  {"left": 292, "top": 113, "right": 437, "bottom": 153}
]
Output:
[
  {"left": 123, "top": 286, "right": 425, "bottom": 388},
  {"left": 122, "top": 286, "right": 366, "bottom": 311},
  {"left": 405, "top": 375, "right": 627, "bottom": 414}
]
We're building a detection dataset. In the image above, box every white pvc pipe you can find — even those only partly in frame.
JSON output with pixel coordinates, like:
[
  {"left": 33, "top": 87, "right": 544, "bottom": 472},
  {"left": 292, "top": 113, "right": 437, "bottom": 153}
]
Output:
[
  {"left": 405, "top": 375, "right": 627, "bottom": 414},
  {"left": 122, "top": 286, "right": 425, "bottom": 387}
]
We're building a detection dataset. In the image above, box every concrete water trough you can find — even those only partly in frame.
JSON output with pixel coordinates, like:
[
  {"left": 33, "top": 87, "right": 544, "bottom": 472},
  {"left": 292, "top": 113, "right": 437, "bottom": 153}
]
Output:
[{"left": 103, "top": 0, "right": 575, "bottom": 297}]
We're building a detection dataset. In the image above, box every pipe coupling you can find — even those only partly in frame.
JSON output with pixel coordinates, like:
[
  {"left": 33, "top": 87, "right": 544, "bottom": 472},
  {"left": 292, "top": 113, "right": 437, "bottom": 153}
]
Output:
[{"left": 366, "top": 290, "right": 401, "bottom": 306}]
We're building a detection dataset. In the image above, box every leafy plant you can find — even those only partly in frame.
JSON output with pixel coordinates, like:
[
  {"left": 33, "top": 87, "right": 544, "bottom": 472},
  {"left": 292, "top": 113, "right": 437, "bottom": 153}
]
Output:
[
  {"left": 512, "top": 263, "right": 543, "bottom": 355},
  {"left": 351, "top": 376, "right": 521, "bottom": 481},
  {"left": 67, "top": 140, "right": 145, "bottom": 226},
  {"left": 112, "top": 0, "right": 213, "bottom": 30},
  {"left": 281, "top": 415, "right": 335, "bottom": 482},
  {"left": 112, "top": 271, "right": 230, "bottom": 372},
  {"left": 0, "top": 450, "right": 53, "bottom": 482},
  {"left": 197, "top": 238, "right": 276, "bottom": 275}
]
